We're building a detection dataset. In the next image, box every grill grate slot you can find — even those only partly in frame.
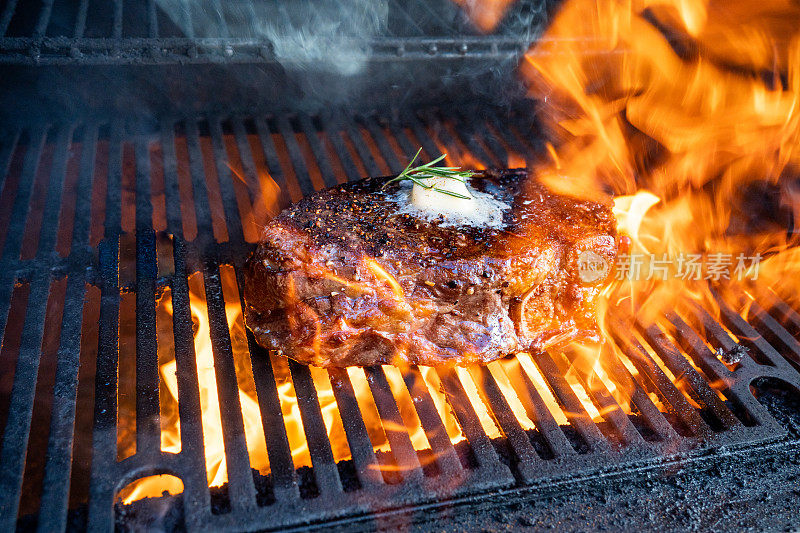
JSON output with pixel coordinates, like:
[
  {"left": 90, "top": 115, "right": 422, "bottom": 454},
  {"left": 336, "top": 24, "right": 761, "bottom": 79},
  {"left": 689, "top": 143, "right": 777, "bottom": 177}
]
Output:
[
  {"left": 609, "top": 315, "right": 708, "bottom": 437},
  {"left": 327, "top": 367, "right": 384, "bottom": 489},
  {"left": 0, "top": 109, "right": 798, "bottom": 530},
  {"left": 551, "top": 349, "right": 646, "bottom": 448},
  {"left": 401, "top": 367, "right": 464, "bottom": 477},
  {"left": 638, "top": 318, "right": 740, "bottom": 432},
  {"left": 498, "top": 357, "right": 578, "bottom": 456},
  {"left": 530, "top": 351, "right": 611, "bottom": 453},
  {"left": 287, "top": 359, "right": 344, "bottom": 496},
  {"left": 362, "top": 365, "right": 426, "bottom": 482},
  {"left": 745, "top": 296, "right": 800, "bottom": 371},
  {"left": 466, "top": 365, "right": 541, "bottom": 480},
  {"left": 435, "top": 367, "right": 511, "bottom": 480}
]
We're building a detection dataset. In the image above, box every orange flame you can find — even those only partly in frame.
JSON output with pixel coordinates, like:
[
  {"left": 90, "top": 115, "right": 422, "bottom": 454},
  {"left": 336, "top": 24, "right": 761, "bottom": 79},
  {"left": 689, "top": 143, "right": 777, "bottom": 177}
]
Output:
[
  {"left": 452, "top": 0, "right": 517, "bottom": 33},
  {"left": 444, "top": 0, "right": 800, "bottom": 419},
  {"left": 123, "top": 265, "right": 581, "bottom": 502},
  {"left": 518, "top": 0, "right": 800, "bottom": 318}
]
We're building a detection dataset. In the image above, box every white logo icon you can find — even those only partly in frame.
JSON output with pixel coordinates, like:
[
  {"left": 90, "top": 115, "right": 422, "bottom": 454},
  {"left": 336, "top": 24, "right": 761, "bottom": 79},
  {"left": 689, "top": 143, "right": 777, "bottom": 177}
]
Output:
[{"left": 578, "top": 250, "right": 609, "bottom": 283}]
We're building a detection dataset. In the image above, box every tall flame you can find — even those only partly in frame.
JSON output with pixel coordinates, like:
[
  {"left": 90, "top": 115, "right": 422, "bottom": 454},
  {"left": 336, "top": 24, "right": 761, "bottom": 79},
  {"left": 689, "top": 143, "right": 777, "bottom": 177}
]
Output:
[
  {"left": 475, "top": 0, "right": 800, "bottom": 328},
  {"left": 455, "top": 0, "right": 800, "bottom": 421}
]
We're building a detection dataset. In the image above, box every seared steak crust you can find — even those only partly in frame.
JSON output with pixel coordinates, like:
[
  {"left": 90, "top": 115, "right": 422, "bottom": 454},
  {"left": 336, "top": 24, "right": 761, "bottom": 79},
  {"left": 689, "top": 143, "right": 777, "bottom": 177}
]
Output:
[{"left": 244, "top": 169, "right": 618, "bottom": 367}]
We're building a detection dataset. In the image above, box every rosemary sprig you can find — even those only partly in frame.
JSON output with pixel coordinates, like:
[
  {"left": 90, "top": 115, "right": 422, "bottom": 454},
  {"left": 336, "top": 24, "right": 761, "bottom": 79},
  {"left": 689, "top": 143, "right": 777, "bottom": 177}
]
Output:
[{"left": 383, "top": 148, "right": 474, "bottom": 199}]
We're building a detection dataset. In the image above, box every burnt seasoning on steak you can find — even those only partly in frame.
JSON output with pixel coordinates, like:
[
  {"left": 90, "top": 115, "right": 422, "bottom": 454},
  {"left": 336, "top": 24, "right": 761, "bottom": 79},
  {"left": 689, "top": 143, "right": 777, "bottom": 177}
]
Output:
[{"left": 243, "top": 169, "right": 619, "bottom": 367}]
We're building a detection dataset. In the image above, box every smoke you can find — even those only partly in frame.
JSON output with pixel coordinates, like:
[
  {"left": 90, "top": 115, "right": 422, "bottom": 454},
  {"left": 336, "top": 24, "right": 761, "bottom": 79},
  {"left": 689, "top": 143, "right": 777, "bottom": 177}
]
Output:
[{"left": 155, "top": 0, "right": 388, "bottom": 76}]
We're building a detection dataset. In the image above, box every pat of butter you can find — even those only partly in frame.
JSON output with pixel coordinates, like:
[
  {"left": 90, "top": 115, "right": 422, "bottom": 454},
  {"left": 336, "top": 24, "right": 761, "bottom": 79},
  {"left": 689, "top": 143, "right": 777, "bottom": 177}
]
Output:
[
  {"left": 410, "top": 176, "right": 473, "bottom": 215},
  {"left": 390, "top": 174, "right": 511, "bottom": 229}
]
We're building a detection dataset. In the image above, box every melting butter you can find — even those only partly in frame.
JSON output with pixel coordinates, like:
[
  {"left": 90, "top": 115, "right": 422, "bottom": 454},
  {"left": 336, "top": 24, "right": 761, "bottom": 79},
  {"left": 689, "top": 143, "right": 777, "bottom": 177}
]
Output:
[{"left": 389, "top": 177, "right": 510, "bottom": 228}]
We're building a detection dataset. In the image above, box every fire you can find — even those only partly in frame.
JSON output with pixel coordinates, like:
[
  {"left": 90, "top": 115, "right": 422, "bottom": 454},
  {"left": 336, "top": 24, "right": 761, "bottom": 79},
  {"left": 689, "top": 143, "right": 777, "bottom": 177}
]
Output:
[
  {"left": 123, "top": 260, "right": 585, "bottom": 502},
  {"left": 451, "top": 0, "right": 517, "bottom": 33},
  {"left": 516, "top": 0, "right": 800, "bottom": 418},
  {"left": 452, "top": 0, "right": 800, "bottom": 420},
  {"left": 122, "top": 0, "right": 800, "bottom": 504}
]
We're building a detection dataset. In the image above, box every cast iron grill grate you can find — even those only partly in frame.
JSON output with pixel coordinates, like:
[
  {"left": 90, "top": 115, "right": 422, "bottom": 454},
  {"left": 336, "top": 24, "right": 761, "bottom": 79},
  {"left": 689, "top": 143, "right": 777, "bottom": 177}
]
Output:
[
  {"left": 0, "top": 0, "right": 549, "bottom": 64},
  {"left": 0, "top": 107, "right": 799, "bottom": 531}
]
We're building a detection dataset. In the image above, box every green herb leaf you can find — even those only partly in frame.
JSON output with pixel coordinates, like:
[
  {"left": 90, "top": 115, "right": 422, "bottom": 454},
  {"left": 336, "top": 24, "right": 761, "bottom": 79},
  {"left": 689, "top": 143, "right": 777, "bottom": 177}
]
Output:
[{"left": 383, "top": 149, "right": 474, "bottom": 199}]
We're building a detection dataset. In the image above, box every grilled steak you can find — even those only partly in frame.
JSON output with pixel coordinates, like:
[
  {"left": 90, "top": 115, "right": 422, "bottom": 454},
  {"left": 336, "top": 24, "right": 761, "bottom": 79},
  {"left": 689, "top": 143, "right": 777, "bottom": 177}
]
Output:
[{"left": 243, "top": 169, "right": 619, "bottom": 367}]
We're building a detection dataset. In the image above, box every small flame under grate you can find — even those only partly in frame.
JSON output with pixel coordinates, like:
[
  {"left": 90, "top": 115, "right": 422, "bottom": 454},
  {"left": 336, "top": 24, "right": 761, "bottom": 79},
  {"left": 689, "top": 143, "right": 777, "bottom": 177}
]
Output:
[{"left": 0, "top": 108, "right": 799, "bottom": 531}]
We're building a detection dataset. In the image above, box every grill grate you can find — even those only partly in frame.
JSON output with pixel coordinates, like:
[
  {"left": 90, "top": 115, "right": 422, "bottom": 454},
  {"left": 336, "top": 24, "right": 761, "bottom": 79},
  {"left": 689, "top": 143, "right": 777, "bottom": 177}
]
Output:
[
  {"left": 0, "top": 107, "right": 799, "bottom": 531},
  {"left": 0, "top": 0, "right": 547, "bottom": 64}
]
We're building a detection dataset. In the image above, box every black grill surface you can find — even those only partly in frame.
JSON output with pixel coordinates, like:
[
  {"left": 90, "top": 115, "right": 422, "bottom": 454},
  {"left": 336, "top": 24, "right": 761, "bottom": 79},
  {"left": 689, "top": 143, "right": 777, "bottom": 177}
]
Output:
[
  {"left": 0, "top": 0, "right": 553, "bottom": 124},
  {"left": 0, "top": 106, "right": 799, "bottom": 531}
]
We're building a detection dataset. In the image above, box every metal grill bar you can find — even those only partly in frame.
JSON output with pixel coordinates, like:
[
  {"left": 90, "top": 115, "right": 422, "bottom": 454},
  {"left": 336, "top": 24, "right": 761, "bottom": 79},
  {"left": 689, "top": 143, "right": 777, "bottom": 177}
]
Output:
[
  {"left": 640, "top": 318, "right": 740, "bottom": 431},
  {"left": 460, "top": 110, "right": 508, "bottom": 166},
  {"left": 33, "top": 0, "right": 55, "bottom": 39},
  {"left": 186, "top": 117, "right": 257, "bottom": 513},
  {"left": 112, "top": 0, "right": 123, "bottom": 40},
  {"left": 229, "top": 118, "right": 271, "bottom": 222},
  {"left": 159, "top": 121, "right": 184, "bottom": 235},
  {"left": 500, "top": 360, "right": 578, "bottom": 456},
  {"left": 73, "top": 0, "right": 89, "bottom": 39},
  {"left": 608, "top": 315, "right": 709, "bottom": 437},
  {"left": 230, "top": 283, "right": 301, "bottom": 504},
  {"left": 248, "top": 349, "right": 300, "bottom": 501},
  {"left": 745, "top": 296, "right": 800, "bottom": 370},
  {"left": 178, "top": 0, "right": 194, "bottom": 39},
  {"left": 0, "top": 125, "right": 70, "bottom": 529},
  {"left": 208, "top": 118, "right": 246, "bottom": 246},
  {"left": 361, "top": 117, "right": 403, "bottom": 175},
  {"left": 405, "top": 113, "right": 443, "bottom": 163},
  {"left": 86, "top": 122, "right": 123, "bottom": 531},
  {"left": 467, "top": 365, "right": 541, "bottom": 480},
  {"left": 549, "top": 350, "right": 645, "bottom": 447},
  {"left": 487, "top": 111, "right": 537, "bottom": 166},
  {"left": 319, "top": 113, "right": 362, "bottom": 183},
  {"left": 363, "top": 365, "right": 425, "bottom": 482},
  {"left": 401, "top": 367, "right": 463, "bottom": 478},
  {"left": 337, "top": 112, "right": 381, "bottom": 177},
  {"left": 0, "top": 129, "right": 47, "bottom": 340},
  {"left": 436, "top": 367, "right": 511, "bottom": 480},
  {"left": 134, "top": 137, "right": 161, "bottom": 457},
  {"left": 599, "top": 347, "right": 677, "bottom": 443},
  {"left": 0, "top": 133, "right": 19, "bottom": 194},
  {"left": 683, "top": 304, "right": 760, "bottom": 371},
  {"left": 665, "top": 311, "right": 772, "bottom": 428},
  {"left": 758, "top": 290, "right": 800, "bottom": 339},
  {"left": 328, "top": 367, "right": 385, "bottom": 488},
  {"left": 296, "top": 113, "right": 338, "bottom": 189},
  {"left": 201, "top": 258, "right": 257, "bottom": 511},
  {"left": 252, "top": 117, "right": 292, "bottom": 208},
  {"left": 275, "top": 116, "right": 316, "bottom": 198},
  {"left": 386, "top": 119, "right": 422, "bottom": 164},
  {"left": 288, "top": 360, "right": 344, "bottom": 495},
  {"left": 184, "top": 120, "right": 215, "bottom": 239},
  {"left": 714, "top": 292, "right": 789, "bottom": 369},
  {"left": 166, "top": 239, "right": 212, "bottom": 527},
  {"left": 531, "top": 352, "right": 611, "bottom": 453},
  {"left": 198, "top": 119, "right": 259, "bottom": 507},
  {"left": 448, "top": 113, "right": 498, "bottom": 167},
  {"left": 36, "top": 124, "right": 96, "bottom": 533},
  {"left": 0, "top": 0, "right": 17, "bottom": 37},
  {"left": 147, "top": 0, "right": 158, "bottom": 38}
]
